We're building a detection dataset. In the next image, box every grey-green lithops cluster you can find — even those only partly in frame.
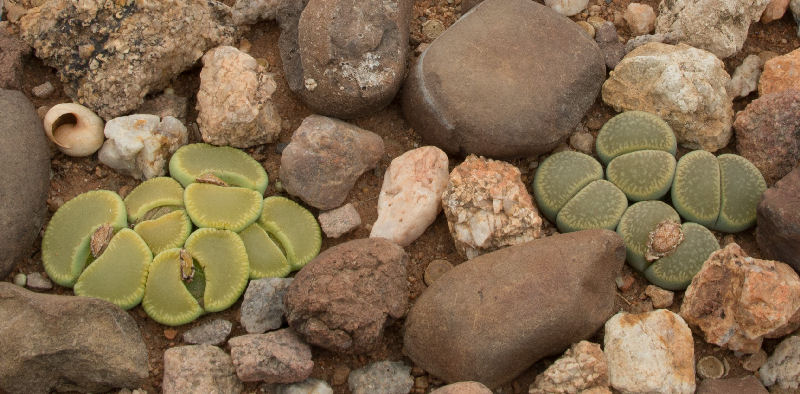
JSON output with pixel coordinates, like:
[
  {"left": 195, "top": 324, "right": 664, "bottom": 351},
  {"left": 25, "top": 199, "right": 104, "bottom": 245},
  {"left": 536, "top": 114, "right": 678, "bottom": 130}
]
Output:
[
  {"left": 42, "top": 143, "right": 322, "bottom": 326},
  {"left": 533, "top": 110, "right": 765, "bottom": 290}
]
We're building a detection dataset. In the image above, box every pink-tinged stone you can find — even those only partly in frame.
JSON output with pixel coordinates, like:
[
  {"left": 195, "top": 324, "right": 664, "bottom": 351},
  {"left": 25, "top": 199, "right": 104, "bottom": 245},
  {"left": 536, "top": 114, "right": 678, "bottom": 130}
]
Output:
[
  {"left": 624, "top": 3, "right": 656, "bottom": 36},
  {"left": 680, "top": 243, "right": 800, "bottom": 354},
  {"left": 228, "top": 329, "right": 313, "bottom": 383},
  {"left": 370, "top": 146, "right": 449, "bottom": 246},
  {"left": 759, "top": 48, "right": 800, "bottom": 96},
  {"left": 319, "top": 203, "right": 361, "bottom": 238}
]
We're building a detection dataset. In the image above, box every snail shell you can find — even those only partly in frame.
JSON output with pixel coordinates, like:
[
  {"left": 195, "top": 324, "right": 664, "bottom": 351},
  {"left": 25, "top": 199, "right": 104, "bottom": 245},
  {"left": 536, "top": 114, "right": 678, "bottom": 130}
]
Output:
[{"left": 43, "top": 103, "right": 104, "bottom": 157}]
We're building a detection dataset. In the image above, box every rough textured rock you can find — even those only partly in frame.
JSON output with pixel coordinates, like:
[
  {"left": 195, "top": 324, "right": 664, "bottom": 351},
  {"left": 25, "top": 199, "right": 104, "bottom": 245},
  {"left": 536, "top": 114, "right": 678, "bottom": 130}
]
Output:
[
  {"left": 280, "top": 115, "right": 384, "bottom": 210},
  {"left": 595, "top": 22, "right": 625, "bottom": 70},
  {"left": 624, "top": 3, "right": 656, "bottom": 36},
  {"left": 162, "top": 345, "right": 242, "bottom": 394},
  {"left": 284, "top": 238, "right": 409, "bottom": 354},
  {"left": 403, "top": 230, "right": 625, "bottom": 388},
  {"left": 229, "top": 329, "right": 314, "bottom": 383},
  {"left": 759, "top": 48, "right": 800, "bottom": 96},
  {"left": 0, "top": 283, "right": 148, "bottom": 394},
  {"left": 762, "top": 0, "right": 790, "bottom": 23},
  {"left": 19, "top": 0, "right": 236, "bottom": 120},
  {"left": 348, "top": 360, "right": 414, "bottom": 394},
  {"left": 759, "top": 335, "right": 800, "bottom": 390},
  {"left": 370, "top": 146, "right": 450, "bottom": 246},
  {"left": 25, "top": 272, "right": 52, "bottom": 291},
  {"left": 0, "top": 90, "right": 50, "bottom": 280},
  {"left": 604, "top": 310, "right": 695, "bottom": 394},
  {"left": 793, "top": 0, "right": 800, "bottom": 37},
  {"left": 233, "top": 0, "right": 280, "bottom": 25},
  {"left": 182, "top": 319, "right": 233, "bottom": 346},
  {"left": 319, "top": 203, "right": 361, "bottom": 238},
  {"left": 680, "top": 243, "right": 800, "bottom": 354},
  {"left": 727, "top": 54, "right": 763, "bottom": 98},
  {"left": 544, "top": 0, "right": 589, "bottom": 16},
  {"left": 757, "top": 166, "right": 800, "bottom": 272},
  {"left": 529, "top": 341, "right": 609, "bottom": 394},
  {"left": 98, "top": 114, "right": 188, "bottom": 180},
  {"left": 602, "top": 43, "right": 733, "bottom": 152},
  {"left": 241, "top": 277, "right": 293, "bottom": 334},
  {"left": 644, "top": 285, "right": 674, "bottom": 308},
  {"left": 403, "top": 0, "right": 605, "bottom": 159},
  {"left": 734, "top": 89, "right": 800, "bottom": 185},
  {"left": 276, "top": 378, "right": 334, "bottom": 394},
  {"left": 197, "top": 45, "right": 281, "bottom": 148},
  {"left": 278, "top": 0, "right": 412, "bottom": 118},
  {"left": 430, "top": 382, "right": 492, "bottom": 394},
  {"left": 696, "top": 376, "right": 768, "bottom": 394},
  {"left": 137, "top": 89, "right": 188, "bottom": 122},
  {"left": 441, "top": 155, "right": 542, "bottom": 259},
  {"left": 0, "top": 30, "right": 30, "bottom": 90},
  {"left": 655, "top": 0, "right": 770, "bottom": 59}
]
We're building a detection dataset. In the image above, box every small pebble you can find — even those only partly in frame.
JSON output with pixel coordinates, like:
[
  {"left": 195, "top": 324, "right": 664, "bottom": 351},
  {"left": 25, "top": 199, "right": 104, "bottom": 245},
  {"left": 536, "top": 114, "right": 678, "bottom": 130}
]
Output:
[
  {"left": 615, "top": 274, "right": 634, "bottom": 292},
  {"left": 587, "top": 16, "right": 607, "bottom": 29},
  {"left": 182, "top": 319, "right": 232, "bottom": 345},
  {"left": 332, "top": 364, "right": 350, "bottom": 386},
  {"left": 644, "top": 285, "right": 674, "bottom": 308},
  {"left": 569, "top": 131, "right": 594, "bottom": 154},
  {"left": 414, "top": 376, "right": 428, "bottom": 390},
  {"left": 576, "top": 21, "right": 595, "bottom": 38},
  {"left": 164, "top": 328, "right": 178, "bottom": 340},
  {"left": 424, "top": 259, "right": 453, "bottom": 286},
  {"left": 697, "top": 355, "right": 725, "bottom": 379},
  {"left": 238, "top": 38, "right": 252, "bottom": 53},
  {"left": 32, "top": 81, "right": 55, "bottom": 98},
  {"left": 26, "top": 272, "right": 52, "bottom": 291},
  {"left": 422, "top": 19, "right": 446, "bottom": 40},
  {"left": 742, "top": 348, "right": 768, "bottom": 372},
  {"left": 36, "top": 105, "right": 50, "bottom": 119},
  {"left": 13, "top": 273, "right": 26, "bottom": 287},
  {"left": 318, "top": 203, "right": 362, "bottom": 238}
]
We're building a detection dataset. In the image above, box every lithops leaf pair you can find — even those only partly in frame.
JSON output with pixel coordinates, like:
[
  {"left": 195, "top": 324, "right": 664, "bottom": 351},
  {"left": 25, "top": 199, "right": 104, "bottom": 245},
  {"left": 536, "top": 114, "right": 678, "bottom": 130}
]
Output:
[
  {"left": 169, "top": 143, "right": 269, "bottom": 194},
  {"left": 672, "top": 151, "right": 766, "bottom": 232},
  {"left": 533, "top": 151, "right": 627, "bottom": 233},
  {"left": 125, "top": 177, "right": 192, "bottom": 254},
  {"left": 597, "top": 111, "right": 678, "bottom": 202},
  {"left": 617, "top": 201, "right": 720, "bottom": 290}
]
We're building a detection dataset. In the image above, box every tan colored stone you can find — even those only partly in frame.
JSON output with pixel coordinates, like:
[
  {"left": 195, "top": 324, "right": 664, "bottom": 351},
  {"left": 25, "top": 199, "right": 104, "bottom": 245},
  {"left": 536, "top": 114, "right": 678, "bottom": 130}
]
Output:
[
  {"left": 759, "top": 48, "right": 800, "bottom": 96},
  {"left": 762, "top": 0, "right": 790, "bottom": 23},
  {"left": 529, "top": 341, "right": 609, "bottom": 394},
  {"left": 680, "top": 243, "right": 800, "bottom": 354},
  {"left": 431, "top": 381, "right": 492, "bottom": 394},
  {"left": 624, "top": 3, "right": 655, "bottom": 36},
  {"left": 645, "top": 285, "right": 674, "bottom": 308}
]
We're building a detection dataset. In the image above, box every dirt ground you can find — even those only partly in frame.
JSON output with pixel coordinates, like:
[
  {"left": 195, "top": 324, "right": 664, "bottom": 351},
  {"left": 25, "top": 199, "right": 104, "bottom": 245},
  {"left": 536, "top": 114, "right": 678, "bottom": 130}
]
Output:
[{"left": 5, "top": 0, "right": 800, "bottom": 393}]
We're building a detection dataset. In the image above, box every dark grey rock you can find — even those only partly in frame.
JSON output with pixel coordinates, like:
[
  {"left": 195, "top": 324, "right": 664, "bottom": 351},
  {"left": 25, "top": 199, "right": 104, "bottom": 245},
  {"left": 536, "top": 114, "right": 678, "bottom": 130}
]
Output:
[
  {"left": 182, "top": 319, "right": 233, "bottom": 345},
  {"left": 595, "top": 22, "right": 625, "bottom": 69},
  {"left": 241, "top": 277, "right": 294, "bottom": 334},
  {"left": 348, "top": 360, "right": 414, "bottom": 394}
]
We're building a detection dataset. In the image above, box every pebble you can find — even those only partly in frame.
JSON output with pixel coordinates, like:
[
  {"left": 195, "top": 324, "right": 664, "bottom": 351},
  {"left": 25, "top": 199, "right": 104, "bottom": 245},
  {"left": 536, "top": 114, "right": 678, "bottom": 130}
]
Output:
[
  {"left": 331, "top": 364, "right": 350, "bottom": 386},
  {"left": 697, "top": 356, "right": 725, "bottom": 379},
  {"left": 615, "top": 274, "right": 635, "bottom": 292},
  {"left": 569, "top": 131, "right": 594, "bottom": 154},
  {"left": 12, "top": 273, "right": 26, "bottom": 287},
  {"left": 229, "top": 329, "right": 313, "bottom": 384},
  {"left": 422, "top": 19, "right": 446, "bottom": 40},
  {"left": 644, "top": 285, "right": 674, "bottom": 308},
  {"left": 762, "top": 0, "right": 790, "bottom": 23},
  {"left": 182, "top": 319, "right": 232, "bottom": 346},
  {"left": 164, "top": 329, "right": 178, "bottom": 340},
  {"left": 529, "top": 341, "right": 609, "bottom": 393},
  {"left": 429, "top": 382, "right": 492, "bottom": 394},
  {"left": 241, "top": 277, "right": 293, "bottom": 334},
  {"left": 727, "top": 54, "right": 763, "bottom": 98},
  {"left": 348, "top": 360, "right": 414, "bottom": 394},
  {"left": 319, "top": 203, "right": 361, "bottom": 239},
  {"left": 423, "top": 259, "right": 453, "bottom": 286},
  {"left": 545, "top": 0, "right": 590, "bottom": 16},
  {"left": 594, "top": 22, "right": 625, "bottom": 70},
  {"left": 31, "top": 81, "right": 54, "bottom": 98},
  {"left": 25, "top": 272, "right": 52, "bottom": 291},
  {"left": 759, "top": 48, "right": 800, "bottom": 95},
  {"left": 743, "top": 349, "right": 768, "bottom": 372},
  {"left": 162, "top": 345, "right": 242, "bottom": 394},
  {"left": 576, "top": 21, "right": 596, "bottom": 38},
  {"left": 759, "top": 336, "right": 800, "bottom": 390},
  {"left": 275, "top": 378, "right": 333, "bottom": 394},
  {"left": 624, "top": 3, "right": 656, "bottom": 36}
]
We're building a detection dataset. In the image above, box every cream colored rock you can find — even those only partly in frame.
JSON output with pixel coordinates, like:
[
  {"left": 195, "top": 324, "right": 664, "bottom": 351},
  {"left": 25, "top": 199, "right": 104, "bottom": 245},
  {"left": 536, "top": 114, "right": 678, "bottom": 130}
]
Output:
[
  {"left": 371, "top": 146, "right": 449, "bottom": 246},
  {"left": 624, "top": 3, "right": 656, "bottom": 36},
  {"left": 197, "top": 46, "right": 281, "bottom": 148},
  {"left": 605, "top": 310, "right": 695, "bottom": 394},
  {"left": 529, "top": 341, "right": 609, "bottom": 394},
  {"left": 602, "top": 42, "right": 733, "bottom": 152},
  {"left": 762, "top": 0, "right": 790, "bottom": 23},
  {"left": 759, "top": 48, "right": 800, "bottom": 96},
  {"left": 759, "top": 336, "right": 800, "bottom": 390},
  {"left": 441, "top": 155, "right": 543, "bottom": 259},
  {"left": 232, "top": 0, "right": 280, "bottom": 25},
  {"left": 680, "top": 243, "right": 800, "bottom": 354},
  {"left": 545, "top": 0, "right": 589, "bottom": 16},
  {"left": 727, "top": 55, "right": 763, "bottom": 98},
  {"left": 98, "top": 114, "right": 188, "bottom": 180}
]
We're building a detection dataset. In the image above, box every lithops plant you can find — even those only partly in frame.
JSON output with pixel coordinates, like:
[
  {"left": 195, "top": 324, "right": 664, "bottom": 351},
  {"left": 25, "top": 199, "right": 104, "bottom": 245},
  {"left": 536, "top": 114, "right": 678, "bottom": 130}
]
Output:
[
  {"left": 595, "top": 110, "right": 677, "bottom": 165},
  {"left": 134, "top": 209, "right": 193, "bottom": 255},
  {"left": 672, "top": 150, "right": 766, "bottom": 232},
  {"left": 124, "top": 176, "right": 185, "bottom": 223},
  {"left": 617, "top": 201, "right": 720, "bottom": 290},
  {"left": 239, "top": 223, "right": 291, "bottom": 279},
  {"left": 42, "top": 190, "right": 128, "bottom": 287},
  {"left": 142, "top": 248, "right": 204, "bottom": 326},
  {"left": 169, "top": 143, "right": 269, "bottom": 194},
  {"left": 606, "top": 150, "right": 676, "bottom": 201},
  {"left": 184, "top": 183, "right": 263, "bottom": 232},
  {"left": 259, "top": 196, "right": 322, "bottom": 271},
  {"left": 73, "top": 229, "right": 153, "bottom": 309},
  {"left": 43, "top": 103, "right": 105, "bottom": 157},
  {"left": 556, "top": 180, "right": 628, "bottom": 233}
]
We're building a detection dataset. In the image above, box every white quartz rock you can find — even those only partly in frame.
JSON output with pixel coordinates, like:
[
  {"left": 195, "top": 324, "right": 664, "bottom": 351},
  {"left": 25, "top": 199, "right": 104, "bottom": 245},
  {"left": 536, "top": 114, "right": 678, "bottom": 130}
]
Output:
[{"left": 98, "top": 114, "right": 187, "bottom": 180}]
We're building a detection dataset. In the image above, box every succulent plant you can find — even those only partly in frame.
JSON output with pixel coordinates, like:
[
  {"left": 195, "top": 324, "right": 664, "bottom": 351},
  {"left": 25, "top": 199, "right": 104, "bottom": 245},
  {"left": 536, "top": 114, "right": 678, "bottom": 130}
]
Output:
[
  {"left": 239, "top": 223, "right": 291, "bottom": 279},
  {"left": 616, "top": 201, "right": 682, "bottom": 272},
  {"left": 606, "top": 150, "right": 676, "bottom": 201},
  {"left": 142, "top": 248, "right": 204, "bottom": 326},
  {"left": 595, "top": 110, "right": 677, "bottom": 165},
  {"left": 556, "top": 179, "right": 628, "bottom": 233},
  {"left": 643, "top": 222, "right": 719, "bottom": 290},
  {"left": 169, "top": 143, "right": 269, "bottom": 194},
  {"left": 532, "top": 151, "right": 603, "bottom": 222},
  {"left": 715, "top": 154, "right": 767, "bottom": 233},
  {"left": 42, "top": 190, "right": 128, "bottom": 287},
  {"left": 182, "top": 228, "right": 250, "bottom": 312},
  {"left": 134, "top": 209, "right": 193, "bottom": 255},
  {"left": 184, "top": 183, "right": 263, "bottom": 232},
  {"left": 73, "top": 229, "right": 153, "bottom": 309},
  {"left": 259, "top": 196, "right": 322, "bottom": 271},
  {"left": 124, "top": 176, "right": 185, "bottom": 223}
]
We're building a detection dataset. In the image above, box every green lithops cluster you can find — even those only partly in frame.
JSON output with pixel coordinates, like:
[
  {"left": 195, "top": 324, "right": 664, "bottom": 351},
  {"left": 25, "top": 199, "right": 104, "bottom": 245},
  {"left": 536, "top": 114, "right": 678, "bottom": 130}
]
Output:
[
  {"left": 616, "top": 201, "right": 682, "bottom": 272},
  {"left": 533, "top": 151, "right": 603, "bottom": 223},
  {"left": 606, "top": 150, "right": 676, "bottom": 201},
  {"left": 42, "top": 190, "right": 128, "bottom": 287},
  {"left": 42, "top": 144, "right": 322, "bottom": 326},
  {"left": 672, "top": 151, "right": 766, "bottom": 232},
  {"left": 643, "top": 223, "right": 720, "bottom": 290},
  {"left": 556, "top": 180, "right": 628, "bottom": 233},
  {"left": 169, "top": 143, "right": 269, "bottom": 194},
  {"left": 73, "top": 229, "right": 153, "bottom": 309},
  {"left": 595, "top": 110, "right": 677, "bottom": 165}
]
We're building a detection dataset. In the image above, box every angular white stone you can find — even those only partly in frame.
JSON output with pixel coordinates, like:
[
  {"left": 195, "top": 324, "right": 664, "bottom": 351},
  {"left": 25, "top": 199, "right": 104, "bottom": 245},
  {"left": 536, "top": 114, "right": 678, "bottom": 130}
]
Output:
[
  {"left": 545, "top": 0, "right": 590, "bottom": 16},
  {"left": 98, "top": 114, "right": 187, "bottom": 180}
]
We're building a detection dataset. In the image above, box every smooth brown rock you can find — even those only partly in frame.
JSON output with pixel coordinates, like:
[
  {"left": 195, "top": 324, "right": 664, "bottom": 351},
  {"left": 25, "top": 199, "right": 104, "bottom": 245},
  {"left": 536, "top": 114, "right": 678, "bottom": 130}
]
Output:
[
  {"left": 757, "top": 166, "right": 800, "bottom": 271},
  {"left": 402, "top": 0, "right": 605, "bottom": 159},
  {"left": 680, "top": 243, "right": 800, "bottom": 354},
  {"left": 0, "top": 89, "right": 50, "bottom": 279},
  {"left": 695, "top": 375, "right": 768, "bottom": 394},
  {"left": 284, "top": 238, "right": 409, "bottom": 354},
  {"left": 403, "top": 230, "right": 625, "bottom": 388}
]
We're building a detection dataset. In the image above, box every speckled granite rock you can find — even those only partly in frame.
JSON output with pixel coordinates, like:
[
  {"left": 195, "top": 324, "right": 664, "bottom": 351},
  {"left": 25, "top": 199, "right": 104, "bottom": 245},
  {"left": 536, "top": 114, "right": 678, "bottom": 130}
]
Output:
[
  {"left": 197, "top": 45, "right": 281, "bottom": 148},
  {"left": 441, "top": 155, "right": 543, "bottom": 259},
  {"left": 20, "top": 0, "right": 236, "bottom": 119}
]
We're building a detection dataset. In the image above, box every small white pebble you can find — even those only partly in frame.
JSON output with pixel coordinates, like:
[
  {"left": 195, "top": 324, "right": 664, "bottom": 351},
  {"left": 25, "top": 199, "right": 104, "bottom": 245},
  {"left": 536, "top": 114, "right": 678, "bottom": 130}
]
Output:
[{"left": 13, "top": 273, "right": 26, "bottom": 287}]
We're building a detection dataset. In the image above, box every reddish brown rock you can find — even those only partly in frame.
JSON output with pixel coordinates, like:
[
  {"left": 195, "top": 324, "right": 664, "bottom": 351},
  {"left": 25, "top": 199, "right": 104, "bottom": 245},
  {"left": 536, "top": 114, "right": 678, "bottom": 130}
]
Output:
[
  {"left": 757, "top": 166, "right": 800, "bottom": 272},
  {"left": 403, "top": 230, "right": 625, "bottom": 388},
  {"left": 284, "top": 238, "right": 408, "bottom": 354},
  {"left": 228, "top": 329, "right": 313, "bottom": 383},
  {"left": 759, "top": 48, "right": 800, "bottom": 96},
  {"left": 680, "top": 243, "right": 800, "bottom": 354},
  {"left": 734, "top": 90, "right": 800, "bottom": 185},
  {"left": 696, "top": 376, "right": 768, "bottom": 394},
  {"left": 0, "top": 30, "right": 30, "bottom": 90},
  {"left": 280, "top": 115, "right": 384, "bottom": 210}
]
